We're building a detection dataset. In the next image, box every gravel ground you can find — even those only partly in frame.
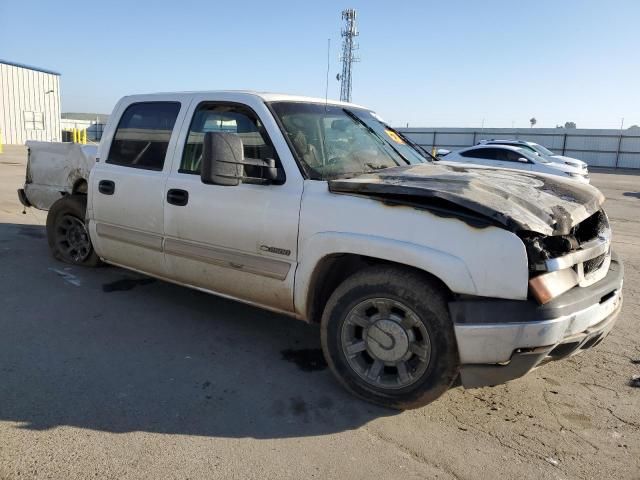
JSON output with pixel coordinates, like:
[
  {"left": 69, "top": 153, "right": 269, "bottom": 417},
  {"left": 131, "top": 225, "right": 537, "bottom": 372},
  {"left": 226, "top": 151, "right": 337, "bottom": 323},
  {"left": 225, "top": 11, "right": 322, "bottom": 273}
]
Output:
[{"left": 0, "top": 146, "right": 638, "bottom": 479}]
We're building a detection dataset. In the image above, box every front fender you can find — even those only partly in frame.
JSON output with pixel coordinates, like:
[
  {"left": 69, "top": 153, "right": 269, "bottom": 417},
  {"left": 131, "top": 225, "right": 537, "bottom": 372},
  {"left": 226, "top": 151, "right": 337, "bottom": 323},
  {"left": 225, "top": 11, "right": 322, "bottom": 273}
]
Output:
[{"left": 294, "top": 232, "right": 478, "bottom": 318}]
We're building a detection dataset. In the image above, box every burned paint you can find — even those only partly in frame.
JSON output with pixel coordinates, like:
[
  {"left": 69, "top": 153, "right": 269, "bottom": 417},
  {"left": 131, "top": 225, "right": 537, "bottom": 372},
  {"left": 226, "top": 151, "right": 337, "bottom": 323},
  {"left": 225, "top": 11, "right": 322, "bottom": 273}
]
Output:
[
  {"left": 378, "top": 195, "right": 497, "bottom": 229},
  {"left": 329, "top": 163, "right": 604, "bottom": 236}
]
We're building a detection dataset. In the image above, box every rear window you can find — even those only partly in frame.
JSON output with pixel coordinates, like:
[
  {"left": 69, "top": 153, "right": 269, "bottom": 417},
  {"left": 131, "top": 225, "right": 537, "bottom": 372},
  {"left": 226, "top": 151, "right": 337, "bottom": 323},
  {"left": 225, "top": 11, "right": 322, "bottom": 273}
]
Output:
[{"left": 107, "top": 102, "right": 181, "bottom": 171}]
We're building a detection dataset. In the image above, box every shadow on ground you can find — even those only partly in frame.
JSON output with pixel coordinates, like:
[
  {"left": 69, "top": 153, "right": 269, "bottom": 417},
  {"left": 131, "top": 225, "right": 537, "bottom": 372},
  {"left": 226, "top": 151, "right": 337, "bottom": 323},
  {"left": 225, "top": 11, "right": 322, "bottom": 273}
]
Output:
[
  {"left": 0, "top": 223, "right": 396, "bottom": 439},
  {"left": 622, "top": 191, "right": 640, "bottom": 199}
]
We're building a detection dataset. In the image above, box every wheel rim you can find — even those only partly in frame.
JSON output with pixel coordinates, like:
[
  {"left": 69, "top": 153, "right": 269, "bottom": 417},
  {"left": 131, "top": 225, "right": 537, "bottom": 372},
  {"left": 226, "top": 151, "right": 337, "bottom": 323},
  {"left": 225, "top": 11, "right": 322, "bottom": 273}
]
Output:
[
  {"left": 55, "top": 214, "right": 91, "bottom": 263},
  {"left": 341, "top": 298, "right": 431, "bottom": 390}
]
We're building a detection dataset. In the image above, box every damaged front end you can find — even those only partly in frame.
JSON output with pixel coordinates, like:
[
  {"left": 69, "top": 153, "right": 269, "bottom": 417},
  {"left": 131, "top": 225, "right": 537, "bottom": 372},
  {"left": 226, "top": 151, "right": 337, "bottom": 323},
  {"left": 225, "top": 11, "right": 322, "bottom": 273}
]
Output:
[
  {"left": 328, "top": 163, "right": 611, "bottom": 305},
  {"left": 520, "top": 209, "right": 612, "bottom": 304},
  {"left": 328, "top": 163, "right": 623, "bottom": 388}
]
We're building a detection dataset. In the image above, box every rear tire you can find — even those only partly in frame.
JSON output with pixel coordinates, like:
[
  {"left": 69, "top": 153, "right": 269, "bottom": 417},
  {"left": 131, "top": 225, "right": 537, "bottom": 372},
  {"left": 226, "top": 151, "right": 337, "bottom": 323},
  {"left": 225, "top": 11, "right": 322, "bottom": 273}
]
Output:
[
  {"left": 321, "top": 265, "right": 459, "bottom": 410},
  {"left": 46, "top": 195, "right": 101, "bottom": 267}
]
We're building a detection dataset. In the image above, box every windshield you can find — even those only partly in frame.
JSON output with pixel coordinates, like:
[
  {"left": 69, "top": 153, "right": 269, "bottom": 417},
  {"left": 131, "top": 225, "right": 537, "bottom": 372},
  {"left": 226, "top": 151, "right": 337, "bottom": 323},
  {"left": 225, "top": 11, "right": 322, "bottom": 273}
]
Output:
[
  {"left": 269, "top": 102, "right": 428, "bottom": 180},
  {"left": 524, "top": 148, "right": 551, "bottom": 163},
  {"left": 531, "top": 143, "right": 555, "bottom": 156}
]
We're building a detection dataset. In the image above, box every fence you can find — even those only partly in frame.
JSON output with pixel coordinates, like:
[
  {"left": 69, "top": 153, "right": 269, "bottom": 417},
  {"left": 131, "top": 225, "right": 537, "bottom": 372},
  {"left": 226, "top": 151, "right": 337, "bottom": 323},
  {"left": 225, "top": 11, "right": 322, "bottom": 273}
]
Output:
[
  {"left": 60, "top": 119, "right": 105, "bottom": 142},
  {"left": 398, "top": 127, "right": 640, "bottom": 169}
]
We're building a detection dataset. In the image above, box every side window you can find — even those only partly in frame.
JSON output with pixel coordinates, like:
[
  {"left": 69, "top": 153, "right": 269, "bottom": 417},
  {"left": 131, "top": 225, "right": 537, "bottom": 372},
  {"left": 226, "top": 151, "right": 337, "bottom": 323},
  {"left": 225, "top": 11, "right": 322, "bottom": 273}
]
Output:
[
  {"left": 461, "top": 149, "right": 481, "bottom": 158},
  {"left": 462, "top": 148, "right": 496, "bottom": 160},
  {"left": 484, "top": 148, "right": 504, "bottom": 160},
  {"left": 505, "top": 150, "right": 526, "bottom": 162},
  {"left": 107, "top": 102, "right": 180, "bottom": 170},
  {"left": 492, "top": 149, "right": 509, "bottom": 161},
  {"left": 180, "top": 103, "right": 278, "bottom": 177}
]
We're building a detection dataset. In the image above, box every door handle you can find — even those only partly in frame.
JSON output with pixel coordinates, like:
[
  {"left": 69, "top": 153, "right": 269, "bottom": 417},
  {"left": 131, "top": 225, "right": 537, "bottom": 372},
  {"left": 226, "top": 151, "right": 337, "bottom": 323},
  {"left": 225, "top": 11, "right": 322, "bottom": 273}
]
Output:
[
  {"left": 98, "top": 180, "right": 115, "bottom": 195},
  {"left": 166, "top": 189, "right": 189, "bottom": 206}
]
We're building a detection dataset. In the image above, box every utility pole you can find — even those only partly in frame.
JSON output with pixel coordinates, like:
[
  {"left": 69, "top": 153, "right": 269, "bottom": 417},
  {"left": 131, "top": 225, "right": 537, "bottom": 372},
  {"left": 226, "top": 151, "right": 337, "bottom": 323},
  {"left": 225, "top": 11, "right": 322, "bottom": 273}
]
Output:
[{"left": 337, "top": 8, "right": 359, "bottom": 102}]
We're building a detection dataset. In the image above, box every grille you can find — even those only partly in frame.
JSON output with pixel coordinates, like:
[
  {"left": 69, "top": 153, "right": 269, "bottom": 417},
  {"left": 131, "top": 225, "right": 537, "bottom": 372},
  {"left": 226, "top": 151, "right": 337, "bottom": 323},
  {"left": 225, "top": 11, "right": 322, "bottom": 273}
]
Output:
[
  {"left": 573, "top": 210, "right": 611, "bottom": 285},
  {"left": 583, "top": 253, "right": 606, "bottom": 275}
]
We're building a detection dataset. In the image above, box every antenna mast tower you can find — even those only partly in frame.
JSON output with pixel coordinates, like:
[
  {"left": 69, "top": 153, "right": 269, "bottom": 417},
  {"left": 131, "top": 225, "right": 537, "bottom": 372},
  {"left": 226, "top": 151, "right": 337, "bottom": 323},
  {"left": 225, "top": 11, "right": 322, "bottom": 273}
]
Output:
[{"left": 338, "top": 8, "right": 359, "bottom": 102}]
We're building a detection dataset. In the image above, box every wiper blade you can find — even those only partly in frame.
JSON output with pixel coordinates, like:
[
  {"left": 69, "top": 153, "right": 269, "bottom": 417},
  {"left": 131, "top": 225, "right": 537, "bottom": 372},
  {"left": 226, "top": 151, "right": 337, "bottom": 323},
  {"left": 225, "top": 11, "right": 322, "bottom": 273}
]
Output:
[
  {"left": 343, "top": 108, "right": 409, "bottom": 165},
  {"left": 384, "top": 125, "right": 437, "bottom": 162},
  {"left": 342, "top": 109, "right": 385, "bottom": 144}
]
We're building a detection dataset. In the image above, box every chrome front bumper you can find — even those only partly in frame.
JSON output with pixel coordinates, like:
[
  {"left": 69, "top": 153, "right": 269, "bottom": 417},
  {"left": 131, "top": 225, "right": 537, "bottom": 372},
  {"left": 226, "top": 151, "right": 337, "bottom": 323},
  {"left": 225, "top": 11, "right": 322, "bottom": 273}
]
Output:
[{"left": 450, "top": 254, "right": 624, "bottom": 388}]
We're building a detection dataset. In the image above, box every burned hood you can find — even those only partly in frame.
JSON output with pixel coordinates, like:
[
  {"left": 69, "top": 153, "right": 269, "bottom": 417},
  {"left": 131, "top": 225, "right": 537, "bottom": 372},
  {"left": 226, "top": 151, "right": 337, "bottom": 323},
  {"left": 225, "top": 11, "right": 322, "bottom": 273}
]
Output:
[{"left": 328, "top": 163, "right": 604, "bottom": 235}]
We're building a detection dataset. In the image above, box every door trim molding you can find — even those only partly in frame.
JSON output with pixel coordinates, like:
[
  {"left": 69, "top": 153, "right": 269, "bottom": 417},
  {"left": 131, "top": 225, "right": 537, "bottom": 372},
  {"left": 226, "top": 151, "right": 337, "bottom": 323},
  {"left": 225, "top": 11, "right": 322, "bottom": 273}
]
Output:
[
  {"left": 95, "top": 223, "right": 163, "bottom": 251},
  {"left": 164, "top": 238, "right": 291, "bottom": 281},
  {"left": 95, "top": 223, "right": 291, "bottom": 281}
]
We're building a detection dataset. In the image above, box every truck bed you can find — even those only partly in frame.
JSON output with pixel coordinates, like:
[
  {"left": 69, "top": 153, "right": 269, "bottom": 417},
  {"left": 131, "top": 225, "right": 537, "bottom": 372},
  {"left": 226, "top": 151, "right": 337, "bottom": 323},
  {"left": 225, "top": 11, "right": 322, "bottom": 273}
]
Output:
[{"left": 23, "top": 141, "right": 98, "bottom": 211}]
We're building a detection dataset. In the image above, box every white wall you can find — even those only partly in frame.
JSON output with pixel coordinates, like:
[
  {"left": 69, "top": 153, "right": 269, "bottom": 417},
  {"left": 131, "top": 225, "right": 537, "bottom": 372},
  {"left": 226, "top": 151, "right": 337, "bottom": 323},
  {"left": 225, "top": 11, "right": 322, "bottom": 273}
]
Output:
[
  {"left": 398, "top": 127, "right": 640, "bottom": 169},
  {"left": 0, "top": 62, "right": 61, "bottom": 144}
]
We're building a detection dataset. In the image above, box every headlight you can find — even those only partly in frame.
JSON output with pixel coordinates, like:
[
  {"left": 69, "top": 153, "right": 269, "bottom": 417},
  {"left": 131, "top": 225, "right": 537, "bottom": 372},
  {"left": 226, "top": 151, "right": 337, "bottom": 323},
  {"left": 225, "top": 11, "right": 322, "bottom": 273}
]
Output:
[
  {"left": 567, "top": 172, "right": 583, "bottom": 178},
  {"left": 529, "top": 268, "right": 579, "bottom": 304}
]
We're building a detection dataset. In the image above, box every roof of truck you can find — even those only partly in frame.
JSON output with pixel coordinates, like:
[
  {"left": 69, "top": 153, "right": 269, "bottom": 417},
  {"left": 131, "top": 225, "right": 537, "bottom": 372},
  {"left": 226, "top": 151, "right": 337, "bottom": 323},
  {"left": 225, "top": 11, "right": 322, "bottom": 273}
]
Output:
[{"left": 125, "top": 90, "right": 368, "bottom": 109}]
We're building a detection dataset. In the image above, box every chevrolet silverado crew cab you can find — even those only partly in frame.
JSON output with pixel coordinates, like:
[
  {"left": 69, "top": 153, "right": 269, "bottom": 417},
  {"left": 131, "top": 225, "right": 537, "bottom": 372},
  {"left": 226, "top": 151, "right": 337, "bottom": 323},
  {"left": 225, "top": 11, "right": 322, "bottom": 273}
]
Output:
[{"left": 19, "top": 91, "right": 623, "bottom": 409}]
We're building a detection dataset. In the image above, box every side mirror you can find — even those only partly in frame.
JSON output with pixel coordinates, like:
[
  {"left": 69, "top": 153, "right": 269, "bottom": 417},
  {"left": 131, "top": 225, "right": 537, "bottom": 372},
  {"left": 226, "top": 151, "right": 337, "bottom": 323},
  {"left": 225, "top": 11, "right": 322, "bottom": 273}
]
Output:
[
  {"left": 202, "top": 132, "right": 244, "bottom": 186},
  {"left": 436, "top": 149, "right": 451, "bottom": 157},
  {"left": 517, "top": 157, "right": 530, "bottom": 163},
  {"left": 201, "top": 132, "right": 278, "bottom": 186}
]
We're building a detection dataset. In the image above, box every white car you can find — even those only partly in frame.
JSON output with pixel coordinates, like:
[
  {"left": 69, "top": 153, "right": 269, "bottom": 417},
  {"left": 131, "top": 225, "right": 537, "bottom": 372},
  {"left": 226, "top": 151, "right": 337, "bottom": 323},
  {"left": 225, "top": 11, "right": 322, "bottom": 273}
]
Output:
[
  {"left": 479, "top": 139, "right": 589, "bottom": 173},
  {"left": 438, "top": 145, "right": 590, "bottom": 183}
]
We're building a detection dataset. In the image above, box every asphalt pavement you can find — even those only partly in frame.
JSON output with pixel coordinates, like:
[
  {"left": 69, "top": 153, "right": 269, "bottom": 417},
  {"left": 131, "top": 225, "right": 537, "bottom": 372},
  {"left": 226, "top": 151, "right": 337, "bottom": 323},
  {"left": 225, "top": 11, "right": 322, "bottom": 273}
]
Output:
[{"left": 1, "top": 146, "right": 639, "bottom": 479}]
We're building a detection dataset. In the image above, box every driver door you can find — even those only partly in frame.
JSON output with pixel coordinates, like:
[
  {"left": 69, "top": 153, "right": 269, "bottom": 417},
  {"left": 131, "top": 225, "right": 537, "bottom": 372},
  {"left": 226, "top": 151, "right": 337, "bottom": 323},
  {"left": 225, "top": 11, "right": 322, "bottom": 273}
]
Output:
[{"left": 163, "top": 99, "right": 303, "bottom": 313}]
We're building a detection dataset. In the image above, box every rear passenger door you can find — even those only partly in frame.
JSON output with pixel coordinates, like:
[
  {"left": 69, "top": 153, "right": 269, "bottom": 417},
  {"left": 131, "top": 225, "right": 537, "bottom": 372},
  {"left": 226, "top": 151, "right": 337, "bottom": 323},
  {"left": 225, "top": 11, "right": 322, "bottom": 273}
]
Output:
[{"left": 88, "top": 98, "right": 190, "bottom": 277}]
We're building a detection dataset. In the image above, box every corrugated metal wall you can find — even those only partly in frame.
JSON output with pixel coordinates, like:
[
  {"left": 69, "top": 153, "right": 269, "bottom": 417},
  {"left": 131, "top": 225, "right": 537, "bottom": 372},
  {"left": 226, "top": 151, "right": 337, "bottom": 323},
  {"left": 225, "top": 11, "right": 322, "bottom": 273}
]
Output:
[
  {"left": 0, "top": 62, "right": 61, "bottom": 144},
  {"left": 398, "top": 127, "right": 640, "bottom": 169}
]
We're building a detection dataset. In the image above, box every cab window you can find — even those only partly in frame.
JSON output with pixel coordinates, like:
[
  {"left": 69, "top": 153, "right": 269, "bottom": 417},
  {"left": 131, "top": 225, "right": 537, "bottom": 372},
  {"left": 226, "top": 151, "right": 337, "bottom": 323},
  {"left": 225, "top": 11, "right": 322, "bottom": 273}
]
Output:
[
  {"left": 180, "top": 103, "right": 279, "bottom": 179},
  {"left": 107, "top": 102, "right": 180, "bottom": 170}
]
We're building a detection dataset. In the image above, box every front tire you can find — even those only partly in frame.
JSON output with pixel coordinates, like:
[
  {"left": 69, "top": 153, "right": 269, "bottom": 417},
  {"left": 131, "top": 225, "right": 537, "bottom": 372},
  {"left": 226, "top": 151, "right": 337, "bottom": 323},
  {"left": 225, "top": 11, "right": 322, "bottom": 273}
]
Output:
[
  {"left": 46, "top": 195, "right": 101, "bottom": 267},
  {"left": 321, "top": 266, "right": 459, "bottom": 410}
]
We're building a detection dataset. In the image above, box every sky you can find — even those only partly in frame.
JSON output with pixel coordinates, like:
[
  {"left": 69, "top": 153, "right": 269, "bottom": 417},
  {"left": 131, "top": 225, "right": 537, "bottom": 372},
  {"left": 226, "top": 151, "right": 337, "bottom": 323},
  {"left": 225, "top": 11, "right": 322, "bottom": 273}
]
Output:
[{"left": 1, "top": 0, "right": 639, "bottom": 128}]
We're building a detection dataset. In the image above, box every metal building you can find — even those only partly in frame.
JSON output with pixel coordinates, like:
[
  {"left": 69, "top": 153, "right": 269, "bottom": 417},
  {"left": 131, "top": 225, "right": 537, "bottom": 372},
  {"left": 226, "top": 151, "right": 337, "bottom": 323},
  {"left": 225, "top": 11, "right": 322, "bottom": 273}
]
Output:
[{"left": 0, "top": 60, "right": 61, "bottom": 144}]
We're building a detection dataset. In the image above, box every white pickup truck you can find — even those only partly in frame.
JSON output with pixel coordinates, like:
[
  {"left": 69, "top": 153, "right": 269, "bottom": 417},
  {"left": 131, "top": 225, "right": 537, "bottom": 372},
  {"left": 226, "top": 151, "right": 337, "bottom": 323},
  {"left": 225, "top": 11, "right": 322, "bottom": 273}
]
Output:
[{"left": 19, "top": 91, "right": 623, "bottom": 409}]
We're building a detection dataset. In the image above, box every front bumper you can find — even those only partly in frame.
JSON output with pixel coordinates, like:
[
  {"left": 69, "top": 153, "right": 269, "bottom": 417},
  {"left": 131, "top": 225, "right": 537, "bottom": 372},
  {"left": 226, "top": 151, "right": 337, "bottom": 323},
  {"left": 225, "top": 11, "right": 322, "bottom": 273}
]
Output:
[{"left": 449, "top": 254, "right": 624, "bottom": 388}]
